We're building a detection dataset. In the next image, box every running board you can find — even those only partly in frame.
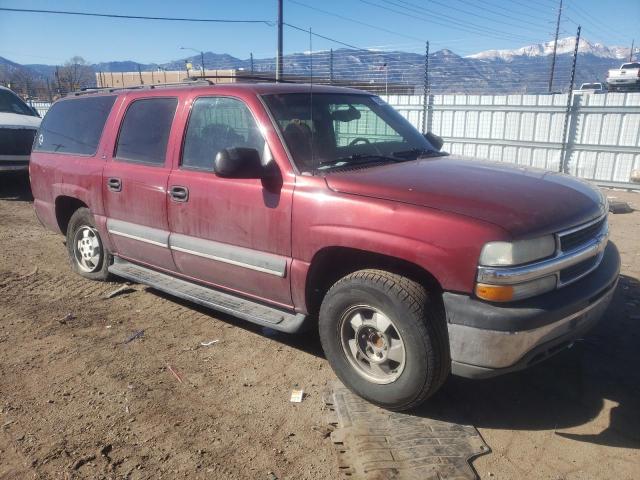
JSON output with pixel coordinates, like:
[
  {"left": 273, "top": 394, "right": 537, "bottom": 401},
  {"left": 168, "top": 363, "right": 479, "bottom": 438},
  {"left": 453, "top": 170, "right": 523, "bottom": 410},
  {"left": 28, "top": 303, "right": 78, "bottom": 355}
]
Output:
[{"left": 108, "top": 258, "right": 307, "bottom": 333}]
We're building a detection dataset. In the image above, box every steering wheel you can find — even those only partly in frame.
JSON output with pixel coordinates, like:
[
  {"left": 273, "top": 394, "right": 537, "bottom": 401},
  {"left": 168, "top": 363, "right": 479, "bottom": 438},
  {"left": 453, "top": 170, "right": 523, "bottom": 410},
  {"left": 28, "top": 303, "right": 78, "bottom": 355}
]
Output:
[{"left": 348, "top": 137, "right": 371, "bottom": 146}]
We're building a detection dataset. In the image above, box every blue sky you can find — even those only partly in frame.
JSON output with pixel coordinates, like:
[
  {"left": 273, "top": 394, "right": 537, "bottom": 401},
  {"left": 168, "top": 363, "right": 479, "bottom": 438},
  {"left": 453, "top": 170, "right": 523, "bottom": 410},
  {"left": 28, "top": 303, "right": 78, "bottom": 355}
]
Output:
[{"left": 0, "top": 0, "right": 637, "bottom": 65}]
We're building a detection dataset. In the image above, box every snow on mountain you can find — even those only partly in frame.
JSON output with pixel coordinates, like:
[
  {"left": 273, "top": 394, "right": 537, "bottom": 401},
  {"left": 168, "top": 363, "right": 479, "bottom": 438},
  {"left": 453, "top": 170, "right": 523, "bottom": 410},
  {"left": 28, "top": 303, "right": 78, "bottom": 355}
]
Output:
[{"left": 467, "top": 37, "right": 629, "bottom": 61}]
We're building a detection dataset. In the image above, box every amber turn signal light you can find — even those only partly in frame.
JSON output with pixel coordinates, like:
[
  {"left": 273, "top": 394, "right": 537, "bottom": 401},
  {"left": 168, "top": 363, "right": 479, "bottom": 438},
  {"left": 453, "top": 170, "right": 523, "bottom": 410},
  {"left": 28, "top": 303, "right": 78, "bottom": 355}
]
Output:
[{"left": 475, "top": 283, "right": 514, "bottom": 302}]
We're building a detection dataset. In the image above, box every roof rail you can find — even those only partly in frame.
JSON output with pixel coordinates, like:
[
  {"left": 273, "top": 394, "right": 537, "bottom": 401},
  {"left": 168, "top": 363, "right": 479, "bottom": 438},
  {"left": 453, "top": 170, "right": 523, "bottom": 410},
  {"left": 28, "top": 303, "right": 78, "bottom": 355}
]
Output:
[
  {"left": 188, "top": 75, "right": 297, "bottom": 84},
  {"left": 67, "top": 79, "right": 213, "bottom": 97}
]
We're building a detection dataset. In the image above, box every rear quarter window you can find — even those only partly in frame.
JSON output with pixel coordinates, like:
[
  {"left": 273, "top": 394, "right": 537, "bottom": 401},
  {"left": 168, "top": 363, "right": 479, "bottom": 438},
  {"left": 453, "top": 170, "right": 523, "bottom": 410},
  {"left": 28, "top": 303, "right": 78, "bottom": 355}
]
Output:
[{"left": 33, "top": 96, "right": 116, "bottom": 155}]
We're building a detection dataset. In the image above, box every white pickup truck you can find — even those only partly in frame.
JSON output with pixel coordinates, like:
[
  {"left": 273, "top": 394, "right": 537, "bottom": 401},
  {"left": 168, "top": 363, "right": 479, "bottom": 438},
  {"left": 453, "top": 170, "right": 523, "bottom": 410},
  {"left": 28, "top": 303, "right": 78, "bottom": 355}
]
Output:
[
  {"left": 0, "top": 86, "right": 41, "bottom": 172},
  {"left": 606, "top": 62, "right": 640, "bottom": 91}
]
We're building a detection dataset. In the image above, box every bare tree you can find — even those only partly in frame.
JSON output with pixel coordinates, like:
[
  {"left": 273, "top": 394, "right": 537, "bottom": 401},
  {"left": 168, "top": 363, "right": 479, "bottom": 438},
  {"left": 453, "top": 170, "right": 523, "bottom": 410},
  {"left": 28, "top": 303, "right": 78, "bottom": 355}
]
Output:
[
  {"left": 57, "top": 56, "right": 94, "bottom": 93},
  {"left": 7, "top": 68, "right": 40, "bottom": 99}
]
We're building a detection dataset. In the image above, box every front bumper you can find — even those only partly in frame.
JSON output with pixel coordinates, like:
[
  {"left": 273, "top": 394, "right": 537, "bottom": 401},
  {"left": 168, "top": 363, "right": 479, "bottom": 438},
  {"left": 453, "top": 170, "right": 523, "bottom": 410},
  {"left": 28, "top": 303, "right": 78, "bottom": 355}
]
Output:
[
  {"left": 0, "top": 155, "right": 29, "bottom": 172},
  {"left": 444, "top": 241, "right": 620, "bottom": 379}
]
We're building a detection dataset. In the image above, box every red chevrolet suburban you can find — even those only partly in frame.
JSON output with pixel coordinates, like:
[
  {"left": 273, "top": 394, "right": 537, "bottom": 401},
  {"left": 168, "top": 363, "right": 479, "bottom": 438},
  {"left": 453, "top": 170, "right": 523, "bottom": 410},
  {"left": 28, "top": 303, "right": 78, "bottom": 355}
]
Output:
[{"left": 29, "top": 82, "right": 620, "bottom": 410}]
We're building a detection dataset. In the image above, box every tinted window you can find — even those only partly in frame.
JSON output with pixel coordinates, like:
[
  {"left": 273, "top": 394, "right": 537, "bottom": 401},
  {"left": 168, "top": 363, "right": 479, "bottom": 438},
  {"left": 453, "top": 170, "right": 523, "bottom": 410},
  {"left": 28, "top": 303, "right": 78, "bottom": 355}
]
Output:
[
  {"left": 182, "top": 97, "right": 264, "bottom": 170},
  {"left": 115, "top": 98, "right": 177, "bottom": 165},
  {"left": 33, "top": 95, "right": 116, "bottom": 155},
  {"left": 0, "top": 89, "right": 35, "bottom": 116}
]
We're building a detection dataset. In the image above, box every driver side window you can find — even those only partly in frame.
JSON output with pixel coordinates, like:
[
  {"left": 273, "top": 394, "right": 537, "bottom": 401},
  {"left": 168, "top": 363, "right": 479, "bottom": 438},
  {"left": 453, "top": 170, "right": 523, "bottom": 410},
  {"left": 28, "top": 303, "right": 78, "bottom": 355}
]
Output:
[{"left": 182, "top": 97, "right": 265, "bottom": 170}]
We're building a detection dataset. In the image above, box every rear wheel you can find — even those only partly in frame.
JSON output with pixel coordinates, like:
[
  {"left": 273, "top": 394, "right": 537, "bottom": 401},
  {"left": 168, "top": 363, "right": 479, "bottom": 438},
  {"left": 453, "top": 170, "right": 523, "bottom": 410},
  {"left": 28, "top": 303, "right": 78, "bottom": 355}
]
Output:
[
  {"left": 66, "top": 208, "right": 112, "bottom": 280},
  {"left": 319, "top": 269, "right": 450, "bottom": 411}
]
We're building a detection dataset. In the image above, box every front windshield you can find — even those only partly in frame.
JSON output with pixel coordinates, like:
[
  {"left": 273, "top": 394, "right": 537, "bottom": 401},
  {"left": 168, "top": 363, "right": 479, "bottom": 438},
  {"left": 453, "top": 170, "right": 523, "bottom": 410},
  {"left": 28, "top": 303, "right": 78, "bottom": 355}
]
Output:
[
  {"left": 0, "top": 89, "right": 37, "bottom": 116},
  {"left": 262, "top": 93, "right": 439, "bottom": 173}
]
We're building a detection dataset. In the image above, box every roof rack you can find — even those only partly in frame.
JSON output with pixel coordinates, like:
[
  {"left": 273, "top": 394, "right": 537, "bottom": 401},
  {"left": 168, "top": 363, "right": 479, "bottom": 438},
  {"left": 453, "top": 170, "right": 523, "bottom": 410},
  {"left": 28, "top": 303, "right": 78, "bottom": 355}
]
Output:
[
  {"left": 67, "top": 79, "right": 213, "bottom": 97},
  {"left": 188, "top": 75, "right": 297, "bottom": 84}
]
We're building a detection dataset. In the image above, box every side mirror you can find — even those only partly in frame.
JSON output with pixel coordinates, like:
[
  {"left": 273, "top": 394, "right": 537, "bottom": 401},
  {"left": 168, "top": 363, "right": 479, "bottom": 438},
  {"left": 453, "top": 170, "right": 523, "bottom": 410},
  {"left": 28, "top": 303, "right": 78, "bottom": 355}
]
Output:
[
  {"left": 214, "top": 147, "right": 264, "bottom": 179},
  {"left": 424, "top": 132, "right": 444, "bottom": 151}
]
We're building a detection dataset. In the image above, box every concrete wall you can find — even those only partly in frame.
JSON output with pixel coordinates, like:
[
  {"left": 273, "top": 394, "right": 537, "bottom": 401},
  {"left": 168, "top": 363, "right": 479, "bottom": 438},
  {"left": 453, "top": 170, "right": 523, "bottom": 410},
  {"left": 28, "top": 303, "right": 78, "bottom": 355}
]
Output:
[{"left": 95, "top": 69, "right": 239, "bottom": 88}]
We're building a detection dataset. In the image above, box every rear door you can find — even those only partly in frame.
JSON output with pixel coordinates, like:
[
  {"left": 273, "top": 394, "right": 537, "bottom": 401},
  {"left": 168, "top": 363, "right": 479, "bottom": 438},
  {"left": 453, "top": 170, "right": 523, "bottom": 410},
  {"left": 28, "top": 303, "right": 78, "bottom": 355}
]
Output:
[
  {"left": 166, "top": 95, "right": 294, "bottom": 307},
  {"left": 103, "top": 96, "right": 179, "bottom": 271}
]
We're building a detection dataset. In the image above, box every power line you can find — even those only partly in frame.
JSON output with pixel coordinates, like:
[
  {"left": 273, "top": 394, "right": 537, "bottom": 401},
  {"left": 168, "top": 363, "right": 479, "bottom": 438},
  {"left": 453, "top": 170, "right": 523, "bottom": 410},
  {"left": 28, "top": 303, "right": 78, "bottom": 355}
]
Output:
[
  {"left": 287, "top": 0, "right": 426, "bottom": 43},
  {"left": 390, "top": 0, "right": 547, "bottom": 40},
  {"left": 284, "top": 23, "right": 362, "bottom": 51},
  {"left": 420, "top": 0, "right": 553, "bottom": 30},
  {"left": 479, "top": 0, "right": 557, "bottom": 23},
  {"left": 563, "top": 8, "right": 630, "bottom": 44},
  {"left": 359, "top": 0, "right": 547, "bottom": 44},
  {"left": 0, "top": 7, "right": 273, "bottom": 24}
]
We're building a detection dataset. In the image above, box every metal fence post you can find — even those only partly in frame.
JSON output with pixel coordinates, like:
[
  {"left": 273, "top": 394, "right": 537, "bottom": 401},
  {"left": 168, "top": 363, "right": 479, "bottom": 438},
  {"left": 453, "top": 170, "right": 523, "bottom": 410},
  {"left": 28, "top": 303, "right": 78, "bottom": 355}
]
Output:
[
  {"left": 559, "top": 26, "right": 581, "bottom": 173},
  {"left": 422, "top": 41, "right": 429, "bottom": 134},
  {"left": 564, "top": 94, "right": 581, "bottom": 175}
]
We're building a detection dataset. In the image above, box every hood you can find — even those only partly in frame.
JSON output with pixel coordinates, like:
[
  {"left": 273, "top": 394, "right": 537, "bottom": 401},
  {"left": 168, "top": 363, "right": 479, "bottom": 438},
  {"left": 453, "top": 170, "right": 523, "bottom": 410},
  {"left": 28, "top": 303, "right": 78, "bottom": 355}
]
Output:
[
  {"left": 0, "top": 112, "right": 41, "bottom": 130},
  {"left": 324, "top": 156, "right": 606, "bottom": 238}
]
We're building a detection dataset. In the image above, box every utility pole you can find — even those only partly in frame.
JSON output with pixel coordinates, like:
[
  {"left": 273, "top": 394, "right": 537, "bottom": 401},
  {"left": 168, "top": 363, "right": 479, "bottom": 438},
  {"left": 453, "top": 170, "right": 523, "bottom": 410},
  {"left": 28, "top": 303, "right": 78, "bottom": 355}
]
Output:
[
  {"left": 137, "top": 64, "right": 144, "bottom": 85},
  {"left": 200, "top": 51, "right": 205, "bottom": 78},
  {"left": 276, "top": 0, "right": 283, "bottom": 82},
  {"left": 329, "top": 48, "right": 334, "bottom": 85},
  {"left": 45, "top": 78, "right": 52, "bottom": 102},
  {"left": 55, "top": 66, "right": 61, "bottom": 95},
  {"left": 250, "top": 52, "right": 254, "bottom": 74},
  {"left": 630, "top": 40, "right": 635, "bottom": 61},
  {"left": 422, "top": 41, "right": 430, "bottom": 134},
  {"left": 548, "top": 0, "right": 563, "bottom": 93},
  {"left": 560, "top": 25, "right": 581, "bottom": 174}
]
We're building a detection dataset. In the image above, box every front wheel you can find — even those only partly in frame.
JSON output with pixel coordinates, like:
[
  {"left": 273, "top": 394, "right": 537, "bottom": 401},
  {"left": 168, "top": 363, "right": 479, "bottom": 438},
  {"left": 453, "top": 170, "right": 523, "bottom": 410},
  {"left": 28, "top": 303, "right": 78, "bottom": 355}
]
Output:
[
  {"left": 319, "top": 269, "right": 450, "bottom": 411},
  {"left": 66, "top": 208, "right": 112, "bottom": 281}
]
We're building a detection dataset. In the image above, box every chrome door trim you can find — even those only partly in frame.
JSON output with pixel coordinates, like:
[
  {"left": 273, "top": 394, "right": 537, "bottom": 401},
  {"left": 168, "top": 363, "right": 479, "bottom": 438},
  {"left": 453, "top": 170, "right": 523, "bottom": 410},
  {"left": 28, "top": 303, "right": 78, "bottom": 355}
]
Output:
[
  {"left": 169, "top": 233, "right": 287, "bottom": 277},
  {"left": 107, "top": 219, "right": 169, "bottom": 248}
]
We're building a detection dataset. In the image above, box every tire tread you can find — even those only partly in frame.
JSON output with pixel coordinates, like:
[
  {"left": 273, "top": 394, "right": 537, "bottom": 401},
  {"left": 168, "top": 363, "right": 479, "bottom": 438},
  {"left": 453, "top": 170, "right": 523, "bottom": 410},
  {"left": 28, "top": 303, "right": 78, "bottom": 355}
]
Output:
[{"left": 323, "top": 269, "right": 450, "bottom": 410}]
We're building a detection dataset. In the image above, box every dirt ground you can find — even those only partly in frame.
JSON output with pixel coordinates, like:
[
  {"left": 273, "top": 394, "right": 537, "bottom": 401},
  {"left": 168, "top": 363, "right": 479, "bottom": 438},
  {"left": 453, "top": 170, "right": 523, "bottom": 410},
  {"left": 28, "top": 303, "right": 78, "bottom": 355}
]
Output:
[{"left": 0, "top": 173, "right": 639, "bottom": 480}]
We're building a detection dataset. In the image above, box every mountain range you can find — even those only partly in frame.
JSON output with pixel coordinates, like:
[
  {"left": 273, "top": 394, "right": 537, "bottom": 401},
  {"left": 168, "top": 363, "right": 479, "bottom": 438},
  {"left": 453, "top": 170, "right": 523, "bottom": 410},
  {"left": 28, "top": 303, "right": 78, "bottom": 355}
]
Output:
[{"left": 1, "top": 37, "right": 632, "bottom": 95}]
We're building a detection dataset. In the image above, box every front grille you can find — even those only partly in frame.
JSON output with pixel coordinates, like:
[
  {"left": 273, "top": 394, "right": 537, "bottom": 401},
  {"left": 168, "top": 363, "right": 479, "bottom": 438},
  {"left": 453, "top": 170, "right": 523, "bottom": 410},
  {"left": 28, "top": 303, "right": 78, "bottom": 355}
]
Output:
[
  {"left": 559, "top": 218, "right": 606, "bottom": 252},
  {"left": 0, "top": 128, "right": 37, "bottom": 156},
  {"left": 559, "top": 256, "right": 599, "bottom": 284}
]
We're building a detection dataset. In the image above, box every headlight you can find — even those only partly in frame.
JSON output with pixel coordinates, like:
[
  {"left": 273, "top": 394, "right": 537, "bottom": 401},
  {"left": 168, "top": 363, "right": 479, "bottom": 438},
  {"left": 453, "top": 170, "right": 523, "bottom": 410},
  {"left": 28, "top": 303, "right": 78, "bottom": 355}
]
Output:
[
  {"left": 475, "top": 275, "right": 557, "bottom": 302},
  {"left": 479, "top": 235, "right": 556, "bottom": 266}
]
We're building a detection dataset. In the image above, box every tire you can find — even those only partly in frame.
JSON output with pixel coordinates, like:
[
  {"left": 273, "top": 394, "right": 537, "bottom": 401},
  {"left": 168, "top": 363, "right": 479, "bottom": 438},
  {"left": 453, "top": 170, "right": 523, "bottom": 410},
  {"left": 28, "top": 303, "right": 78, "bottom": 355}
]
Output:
[
  {"left": 66, "top": 207, "right": 112, "bottom": 281},
  {"left": 319, "top": 269, "right": 450, "bottom": 411}
]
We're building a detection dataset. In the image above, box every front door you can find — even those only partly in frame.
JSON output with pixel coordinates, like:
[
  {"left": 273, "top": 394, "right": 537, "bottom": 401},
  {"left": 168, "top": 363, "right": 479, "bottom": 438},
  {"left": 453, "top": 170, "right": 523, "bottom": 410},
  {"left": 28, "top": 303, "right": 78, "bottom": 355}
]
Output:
[
  {"left": 103, "top": 96, "right": 179, "bottom": 272},
  {"left": 167, "top": 95, "right": 294, "bottom": 308}
]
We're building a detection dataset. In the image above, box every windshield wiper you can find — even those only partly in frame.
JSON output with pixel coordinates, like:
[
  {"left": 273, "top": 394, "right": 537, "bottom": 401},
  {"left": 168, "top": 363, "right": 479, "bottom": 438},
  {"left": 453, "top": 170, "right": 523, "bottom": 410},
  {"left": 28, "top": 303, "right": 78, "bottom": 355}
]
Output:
[
  {"left": 318, "top": 153, "right": 403, "bottom": 169},
  {"left": 391, "top": 148, "right": 444, "bottom": 159}
]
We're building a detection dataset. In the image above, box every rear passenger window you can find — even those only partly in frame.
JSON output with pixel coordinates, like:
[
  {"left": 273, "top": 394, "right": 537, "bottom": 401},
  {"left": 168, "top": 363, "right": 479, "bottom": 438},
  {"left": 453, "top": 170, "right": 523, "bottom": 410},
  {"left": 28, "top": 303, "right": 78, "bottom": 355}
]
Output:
[
  {"left": 115, "top": 98, "right": 177, "bottom": 165},
  {"left": 182, "top": 97, "right": 265, "bottom": 170},
  {"left": 34, "top": 95, "right": 116, "bottom": 155}
]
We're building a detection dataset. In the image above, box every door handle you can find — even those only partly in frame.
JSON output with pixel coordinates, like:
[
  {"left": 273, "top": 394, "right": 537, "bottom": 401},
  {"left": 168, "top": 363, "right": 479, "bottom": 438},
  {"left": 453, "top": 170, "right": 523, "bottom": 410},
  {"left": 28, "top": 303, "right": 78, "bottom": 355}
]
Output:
[
  {"left": 169, "top": 185, "right": 189, "bottom": 202},
  {"left": 107, "top": 177, "right": 122, "bottom": 192}
]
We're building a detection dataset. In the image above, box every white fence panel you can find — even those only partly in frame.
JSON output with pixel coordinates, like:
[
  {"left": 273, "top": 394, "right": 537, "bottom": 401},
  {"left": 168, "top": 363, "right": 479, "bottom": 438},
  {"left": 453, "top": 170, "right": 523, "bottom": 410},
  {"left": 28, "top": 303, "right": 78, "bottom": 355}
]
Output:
[{"left": 384, "top": 92, "right": 640, "bottom": 188}]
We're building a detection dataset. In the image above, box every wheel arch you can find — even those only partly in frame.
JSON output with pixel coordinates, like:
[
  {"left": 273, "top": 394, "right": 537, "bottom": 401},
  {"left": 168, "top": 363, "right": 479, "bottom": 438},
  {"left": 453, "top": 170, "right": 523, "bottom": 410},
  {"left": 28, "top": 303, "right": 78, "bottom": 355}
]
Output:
[
  {"left": 55, "top": 196, "right": 88, "bottom": 235},
  {"left": 304, "top": 246, "right": 444, "bottom": 317}
]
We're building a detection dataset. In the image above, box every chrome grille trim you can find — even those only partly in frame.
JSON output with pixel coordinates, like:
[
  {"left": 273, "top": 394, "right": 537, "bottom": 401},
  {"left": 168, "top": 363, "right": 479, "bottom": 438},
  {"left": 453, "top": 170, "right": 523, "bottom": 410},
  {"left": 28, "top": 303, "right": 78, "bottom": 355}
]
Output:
[{"left": 477, "top": 215, "right": 609, "bottom": 288}]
